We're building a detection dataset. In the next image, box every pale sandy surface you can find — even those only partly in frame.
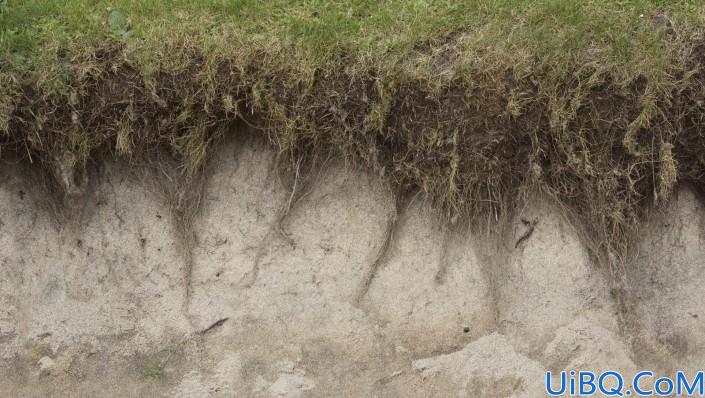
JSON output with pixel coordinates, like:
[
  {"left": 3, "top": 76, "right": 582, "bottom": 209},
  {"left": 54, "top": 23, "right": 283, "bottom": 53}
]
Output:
[{"left": 0, "top": 135, "right": 701, "bottom": 397}]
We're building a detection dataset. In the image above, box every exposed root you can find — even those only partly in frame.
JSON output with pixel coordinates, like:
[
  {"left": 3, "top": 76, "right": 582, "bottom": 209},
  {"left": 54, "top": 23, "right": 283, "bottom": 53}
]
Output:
[
  {"left": 285, "top": 157, "right": 303, "bottom": 216},
  {"left": 239, "top": 219, "right": 296, "bottom": 289},
  {"left": 172, "top": 184, "right": 203, "bottom": 327},
  {"left": 275, "top": 156, "right": 306, "bottom": 247},
  {"left": 146, "top": 148, "right": 215, "bottom": 328},
  {"left": 2, "top": 28, "right": 705, "bottom": 269},
  {"left": 157, "top": 317, "right": 229, "bottom": 372},
  {"left": 275, "top": 155, "right": 332, "bottom": 246},
  {"left": 354, "top": 192, "right": 401, "bottom": 306},
  {"left": 514, "top": 218, "right": 538, "bottom": 249},
  {"left": 434, "top": 226, "right": 452, "bottom": 285},
  {"left": 198, "top": 317, "right": 229, "bottom": 335},
  {"left": 239, "top": 212, "right": 300, "bottom": 289},
  {"left": 239, "top": 154, "right": 333, "bottom": 289}
]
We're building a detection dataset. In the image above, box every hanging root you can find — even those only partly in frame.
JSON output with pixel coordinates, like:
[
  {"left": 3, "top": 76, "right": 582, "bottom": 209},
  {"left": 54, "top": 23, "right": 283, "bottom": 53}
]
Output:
[{"left": 354, "top": 191, "right": 402, "bottom": 306}]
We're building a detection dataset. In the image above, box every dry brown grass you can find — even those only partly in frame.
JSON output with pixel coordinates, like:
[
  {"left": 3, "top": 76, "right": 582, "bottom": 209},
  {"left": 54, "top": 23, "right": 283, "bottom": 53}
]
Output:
[{"left": 2, "top": 4, "right": 705, "bottom": 271}]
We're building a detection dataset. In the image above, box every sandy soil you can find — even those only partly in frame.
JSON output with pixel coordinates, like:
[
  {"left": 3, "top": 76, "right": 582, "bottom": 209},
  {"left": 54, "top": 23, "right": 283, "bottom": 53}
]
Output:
[{"left": 0, "top": 134, "right": 701, "bottom": 397}]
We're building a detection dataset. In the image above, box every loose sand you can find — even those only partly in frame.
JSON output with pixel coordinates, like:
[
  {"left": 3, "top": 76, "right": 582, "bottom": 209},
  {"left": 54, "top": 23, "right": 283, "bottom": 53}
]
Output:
[{"left": 1, "top": 134, "right": 701, "bottom": 397}]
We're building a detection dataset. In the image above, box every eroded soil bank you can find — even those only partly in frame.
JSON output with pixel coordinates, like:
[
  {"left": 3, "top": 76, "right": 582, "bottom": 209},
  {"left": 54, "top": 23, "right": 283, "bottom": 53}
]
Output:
[{"left": 1, "top": 134, "right": 703, "bottom": 397}]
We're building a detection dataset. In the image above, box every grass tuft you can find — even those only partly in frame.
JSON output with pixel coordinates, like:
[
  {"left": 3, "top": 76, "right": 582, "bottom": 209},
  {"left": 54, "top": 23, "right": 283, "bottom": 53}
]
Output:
[{"left": 2, "top": 1, "right": 705, "bottom": 265}]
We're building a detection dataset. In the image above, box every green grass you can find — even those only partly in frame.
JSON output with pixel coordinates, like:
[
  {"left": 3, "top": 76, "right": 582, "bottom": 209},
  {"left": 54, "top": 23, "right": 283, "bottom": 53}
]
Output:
[
  {"left": 2, "top": 1, "right": 702, "bottom": 87},
  {"left": 1, "top": 1, "right": 705, "bottom": 264},
  {"left": 142, "top": 365, "right": 162, "bottom": 378}
]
